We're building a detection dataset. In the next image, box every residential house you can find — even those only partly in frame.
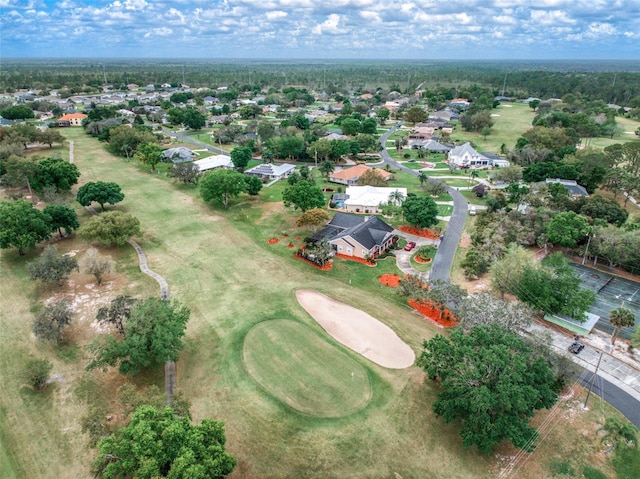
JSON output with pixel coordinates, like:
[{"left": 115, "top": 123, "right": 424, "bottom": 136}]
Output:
[
  {"left": 329, "top": 164, "right": 392, "bottom": 186},
  {"left": 313, "top": 212, "right": 396, "bottom": 260},
  {"left": 343, "top": 186, "right": 407, "bottom": 213},
  {"left": 244, "top": 163, "right": 296, "bottom": 181},
  {"left": 161, "top": 147, "right": 195, "bottom": 163},
  {"left": 429, "top": 109, "right": 459, "bottom": 122},
  {"left": 441, "top": 123, "right": 454, "bottom": 134},
  {"left": 57, "top": 113, "right": 87, "bottom": 127},
  {"left": 411, "top": 139, "right": 451, "bottom": 153},
  {"left": 544, "top": 178, "right": 589, "bottom": 197},
  {"left": 324, "top": 132, "right": 349, "bottom": 141},
  {"left": 448, "top": 142, "right": 490, "bottom": 168},
  {"left": 194, "top": 155, "right": 234, "bottom": 172},
  {"left": 481, "top": 152, "right": 510, "bottom": 168},
  {"left": 449, "top": 98, "right": 470, "bottom": 110}
]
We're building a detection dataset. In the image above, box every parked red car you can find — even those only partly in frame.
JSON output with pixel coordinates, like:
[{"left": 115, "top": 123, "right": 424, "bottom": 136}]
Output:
[{"left": 404, "top": 241, "right": 416, "bottom": 251}]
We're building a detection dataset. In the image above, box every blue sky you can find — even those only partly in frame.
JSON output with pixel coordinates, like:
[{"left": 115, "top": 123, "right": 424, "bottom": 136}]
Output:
[{"left": 1, "top": 0, "right": 640, "bottom": 59}]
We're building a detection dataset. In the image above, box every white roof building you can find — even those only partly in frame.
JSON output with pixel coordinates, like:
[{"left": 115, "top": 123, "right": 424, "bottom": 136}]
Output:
[
  {"left": 193, "top": 155, "right": 234, "bottom": 172},
  {"left": 343, "top": 186, "right": 407, "bottom": 214},
  {"left": 244, "top": 163, "right": 296, "bottom": 180}
]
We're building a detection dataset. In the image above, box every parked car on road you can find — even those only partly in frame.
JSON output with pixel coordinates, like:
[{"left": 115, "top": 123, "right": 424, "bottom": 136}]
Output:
[{"left": 568, "top": 342, "right": 585, "bottom": 354}]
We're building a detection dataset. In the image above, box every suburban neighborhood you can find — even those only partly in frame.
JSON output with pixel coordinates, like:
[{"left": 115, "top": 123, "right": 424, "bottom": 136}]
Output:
[{"left": 1, "top": 57, "right": 640, "bottom": 479}]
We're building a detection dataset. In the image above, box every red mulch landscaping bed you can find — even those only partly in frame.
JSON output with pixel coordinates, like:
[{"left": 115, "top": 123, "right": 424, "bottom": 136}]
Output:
[
  {"left": 399, "top": 226, "right": 440, "bottom": 239},
  {"left": 408, "top": 299, "right": 457, "bottom": 327},
  {"left": 378, "top": 274, "right": 401, "bottom": 287},
  {"left": 287, "top": 243, "right": 295, "bottom": 249},
  {"left": 336, "top": 253, "right": 376, "bottom": 267},
  {"left": 414, "top": 256, "right": 432, "bottom": 264},
  {"left": 294, "top": 254, "right": 332, "bottom": 271},
  {"left": 267, "top": 237, "right": 280, "bottom": 245}
]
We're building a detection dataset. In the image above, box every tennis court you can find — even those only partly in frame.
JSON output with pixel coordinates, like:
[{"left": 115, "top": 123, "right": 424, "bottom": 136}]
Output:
[{"left": 571, "top": 263, "right": 640, "bottom": 339}]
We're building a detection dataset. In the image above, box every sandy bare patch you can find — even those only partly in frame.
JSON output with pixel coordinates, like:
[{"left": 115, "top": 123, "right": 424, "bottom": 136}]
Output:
[
  {"left": 459, "top": 232, "right": 471, "bottom": 248},
  {"left": 261, "top": 201, "right": 285, "bottom": 218},
  {"left": 295, "top": 290, "right": 415, "bottom": 369}
]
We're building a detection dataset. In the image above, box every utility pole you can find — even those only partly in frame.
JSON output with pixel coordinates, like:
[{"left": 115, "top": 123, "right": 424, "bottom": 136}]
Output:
[
  {"left": 584, "top": 351, "right": 604, "bottom": 408},
  {"left": 582, "top": 232, "right": 593, "bottom": 265}
]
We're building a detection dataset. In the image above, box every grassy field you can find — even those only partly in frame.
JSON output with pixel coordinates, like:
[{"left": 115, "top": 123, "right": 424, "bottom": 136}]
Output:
[
  {"left": 1, "top": 127, "right": 638, "bottom": 478},
  {"left": 451, "top": 102, "right": 536, "bottom": 152},
  {"left": 243, "top": 319, "right": 371, "bottom": 417}
]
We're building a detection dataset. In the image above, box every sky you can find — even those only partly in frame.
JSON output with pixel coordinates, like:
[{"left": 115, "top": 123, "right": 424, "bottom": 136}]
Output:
[{"left": 1, "top": 0, "right": 640, "bottom": 60}]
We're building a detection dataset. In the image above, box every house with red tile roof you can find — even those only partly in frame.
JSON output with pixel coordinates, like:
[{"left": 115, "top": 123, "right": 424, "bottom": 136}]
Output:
[
  {"left": 328, "top": 164, "right": 391, "bottom": 186},
  {"left": 57, "top": 113, "right": 87, "bottom": 127}
]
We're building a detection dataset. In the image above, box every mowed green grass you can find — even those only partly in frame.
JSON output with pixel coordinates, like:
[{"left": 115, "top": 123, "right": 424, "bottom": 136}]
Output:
[
  {"left": 243, "top": 319, "right": 371, "bottom": 417},
  {"left": 5, "top": 126, "right": 635, "bottom": 478},
  {"left": 0, "top": 128, "right": 499, "bottom": 479},
  {"left": 451, "top": 102, "right": 536, "bottom": 152}
]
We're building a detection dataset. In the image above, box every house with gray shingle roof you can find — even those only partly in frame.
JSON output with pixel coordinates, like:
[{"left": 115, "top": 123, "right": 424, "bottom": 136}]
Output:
[
  {"left": 544, "top": 178, "right": 589, "bottom": 197},
  {"left": 312, "top": 212, "right": 396, "bottom": 260},
  {"left": 161, "top": 147, "right": 195, "bottom": 163},
  {"left": 448, "top": 142, "right": 490, "bottom": 168}
]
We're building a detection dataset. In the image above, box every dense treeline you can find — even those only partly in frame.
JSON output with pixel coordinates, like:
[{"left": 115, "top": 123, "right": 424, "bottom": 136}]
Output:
[{"left": 1, "top": 59, "right": 639, "bottom": 106}]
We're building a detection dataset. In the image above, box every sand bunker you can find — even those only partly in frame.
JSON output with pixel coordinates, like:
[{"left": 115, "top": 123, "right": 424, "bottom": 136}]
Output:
[{"left": 296, "top": 290, "right": 415, "bottom": 369}]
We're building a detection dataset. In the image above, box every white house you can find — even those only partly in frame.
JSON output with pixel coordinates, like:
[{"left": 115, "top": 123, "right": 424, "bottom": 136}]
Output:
[
  {"left": 244, "top": 163, "right": 296, "bottom": 181},
  {"left": 448, "top": 142, "right": 490, "bottom": 168},
  {"left": 193, "top": 155, "right": 233, "bottom": 172},
  {"left": 343, "top": 186, "right": 407, "bottom": 214}
]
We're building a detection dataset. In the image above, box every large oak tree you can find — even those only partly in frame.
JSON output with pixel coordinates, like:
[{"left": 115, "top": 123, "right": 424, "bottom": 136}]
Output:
[
  {"left": 87, "top": 298, "right": 190, "bottom": 376},
  {"left": 401, "top": 195, "right": 439, "bottom": 230},
  {"left": 76, "top": 181, "right": 125, "bottom": 211},
  {"left": 418, "top": 324, "right": 559, "bottom": 454},
  {"left": 94, "top": 405, "right": 236, "bottom": 479},
  {"left": 200, "top": 169, "right": 247, "bottom": 210},
  {"left": 0, "top": 200, "right": 51, "bottom": 255}
]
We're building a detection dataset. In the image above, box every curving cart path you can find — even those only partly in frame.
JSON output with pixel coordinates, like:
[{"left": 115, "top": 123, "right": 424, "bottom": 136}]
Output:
[{"left": 69, "top": 141, "right": 176, "bottom": 404}]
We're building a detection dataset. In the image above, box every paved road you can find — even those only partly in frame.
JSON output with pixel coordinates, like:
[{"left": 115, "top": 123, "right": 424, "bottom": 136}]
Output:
[
  {"left": 163, "top": 128, "right": 227, "bottom": 154},
  {"left": 379, "top": 126, "right": 640, "bottom": 426},
  {"left": 378, "top": 124, "right": 467, "bottom": 282},
  {"left": 576, "top": 370, "right": 640, "bottom": 428}
]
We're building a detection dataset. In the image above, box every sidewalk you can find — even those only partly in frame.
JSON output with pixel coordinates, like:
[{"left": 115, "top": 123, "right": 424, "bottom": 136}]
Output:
[{"left": 528, "top": 322, "right": 640, "bottom": 402}]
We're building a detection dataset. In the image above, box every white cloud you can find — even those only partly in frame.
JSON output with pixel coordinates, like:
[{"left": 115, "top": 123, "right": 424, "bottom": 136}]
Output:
[
  {"left": 311, "top": 13, "right": 344, "bottom": 35},
  {"left": 1, "top": 0, "right": 639, "bottom": 59},
  {"left": 584, "top": 22, "right": 617, "bottom": 38},
  {"left": 143, "top": 27, "right": 172, "bottom": 38},
  {"left": 265, "top": 10, "right": 287, "bottom": 20},
  {"left": 530, "top": 9, "right": 576, "bottom": 25},
  {"left": 124, "top": 0, "right": 147, "bottom": 10}
]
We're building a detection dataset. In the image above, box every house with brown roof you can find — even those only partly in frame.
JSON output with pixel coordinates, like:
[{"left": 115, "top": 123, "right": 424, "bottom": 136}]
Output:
[
  {"left": 57, "top": 113, "right": 87, "bottom": 127},
  {"left": 329, "top": 164, "right": 392, "bottom": 186}
]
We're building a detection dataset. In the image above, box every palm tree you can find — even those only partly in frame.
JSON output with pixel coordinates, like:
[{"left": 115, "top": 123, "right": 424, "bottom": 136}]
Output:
[
  {"left": 389, "top": 190, "right": 405, "bottom": 206},
  {"left": 318, "top": 160, "right": 334, "bottom": 179},
  {"left": 608, "top": 307, "right": 635, "bottom": 345},
  {"left": 418, "top": 171, "right": 428, "bottom": 187},
  {"left": 599, "top": 416, "right": 637, "bottom": 451},
  {"left": 467, "top": 169, "right": 479, "bottom": 185}
]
